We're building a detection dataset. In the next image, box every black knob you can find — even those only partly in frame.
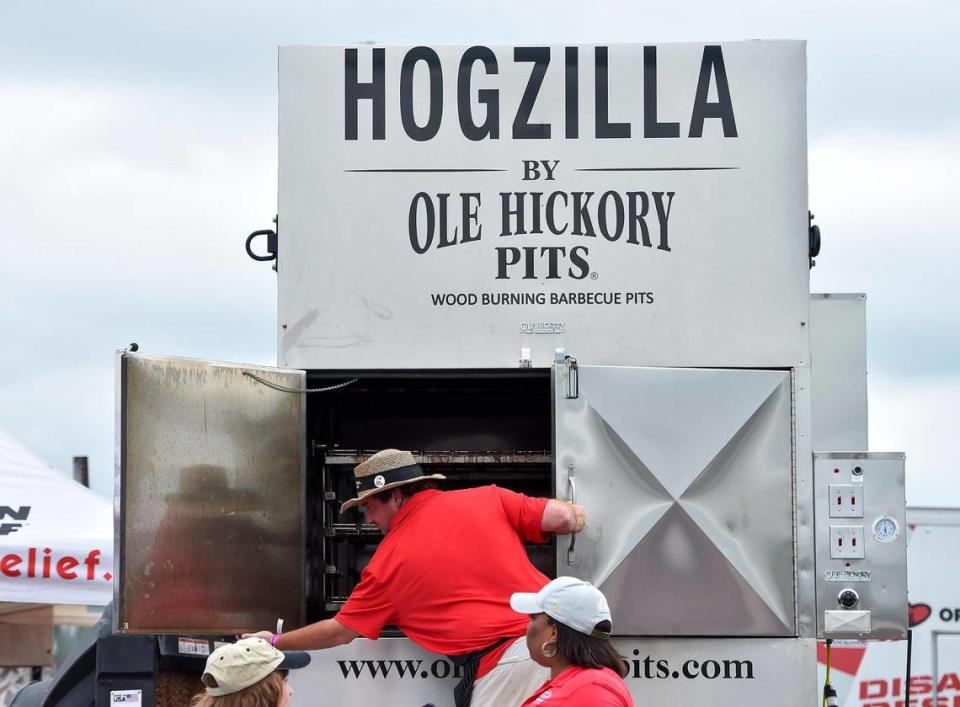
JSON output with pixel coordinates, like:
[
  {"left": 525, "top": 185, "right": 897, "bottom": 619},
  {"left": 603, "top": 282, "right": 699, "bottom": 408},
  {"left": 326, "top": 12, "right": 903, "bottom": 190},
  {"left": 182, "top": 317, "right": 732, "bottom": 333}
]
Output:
[{"left": 838, "top": 589, "right": 859, "bottom": 609}]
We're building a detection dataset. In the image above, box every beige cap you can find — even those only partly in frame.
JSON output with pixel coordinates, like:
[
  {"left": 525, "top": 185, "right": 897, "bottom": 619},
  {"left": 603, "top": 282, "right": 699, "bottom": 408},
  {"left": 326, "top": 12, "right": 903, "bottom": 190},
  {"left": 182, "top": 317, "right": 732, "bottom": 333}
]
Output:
[{"left": 202, "top": 638, "right": 310, "bottom": 697}]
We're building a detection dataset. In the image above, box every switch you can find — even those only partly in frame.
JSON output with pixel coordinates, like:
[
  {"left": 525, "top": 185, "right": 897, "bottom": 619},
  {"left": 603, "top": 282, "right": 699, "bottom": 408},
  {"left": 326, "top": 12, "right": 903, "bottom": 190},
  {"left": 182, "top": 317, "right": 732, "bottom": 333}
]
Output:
[
  {"left": 829, "top": 484, "right": 864, "bottom": 518},
  {"left": 830, "top": 525, "right": 865, "bottom": 559}
]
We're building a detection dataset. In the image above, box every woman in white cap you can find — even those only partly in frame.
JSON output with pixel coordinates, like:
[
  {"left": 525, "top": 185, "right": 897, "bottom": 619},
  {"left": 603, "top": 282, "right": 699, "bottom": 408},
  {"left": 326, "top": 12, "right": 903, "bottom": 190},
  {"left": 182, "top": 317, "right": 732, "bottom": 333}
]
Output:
[
  {"left": 511, "top": 577, "right": 634, "bottom": 706},
  {"left": 190, "top": 637, "right": 310, "bottom": 707}
]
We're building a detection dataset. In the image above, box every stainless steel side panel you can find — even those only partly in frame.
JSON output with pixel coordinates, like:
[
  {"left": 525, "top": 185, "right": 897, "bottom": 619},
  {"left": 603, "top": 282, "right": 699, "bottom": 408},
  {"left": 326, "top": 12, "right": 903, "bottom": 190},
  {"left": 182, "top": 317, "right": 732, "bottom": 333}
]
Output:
[
  {"left": 555, "top": 365, "right": 796, "bottom": 636},
  {"left": 115, "top": 352, "right": 305, "bottom": 634},
  {"left": 809, "top": 293, "right": 868, "bottom": 451},
  {"left": 813, "top": 452, "right": 907, "bottom": 640}
]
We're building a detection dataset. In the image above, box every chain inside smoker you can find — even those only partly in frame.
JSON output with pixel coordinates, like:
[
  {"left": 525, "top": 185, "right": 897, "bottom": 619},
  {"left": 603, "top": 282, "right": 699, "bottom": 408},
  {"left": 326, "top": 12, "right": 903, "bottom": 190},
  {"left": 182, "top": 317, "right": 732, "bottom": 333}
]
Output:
[{"left": 243, "top": 371, "right": 358, "bottom": 394}]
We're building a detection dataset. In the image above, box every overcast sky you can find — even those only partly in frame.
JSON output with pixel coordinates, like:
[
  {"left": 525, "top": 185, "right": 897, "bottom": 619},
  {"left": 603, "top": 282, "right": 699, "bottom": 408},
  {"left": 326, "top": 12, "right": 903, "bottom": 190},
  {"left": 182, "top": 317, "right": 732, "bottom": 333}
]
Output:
[{"left": 0, "top": 1, "right": 956, "bottom": 505}]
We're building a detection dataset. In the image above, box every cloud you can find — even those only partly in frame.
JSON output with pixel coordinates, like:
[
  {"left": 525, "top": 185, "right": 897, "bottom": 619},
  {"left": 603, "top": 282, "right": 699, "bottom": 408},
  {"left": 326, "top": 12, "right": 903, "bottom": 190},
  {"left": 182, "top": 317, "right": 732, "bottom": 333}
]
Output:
[
  {"left": 0, "top": 364, "right": 115, "bottom": 498},
  {"left": 809, "top": 132, "right": 959, "bottom": 377},
  {"left": 0, "top": 79, "right": 279, "bottom": 308},
  {"left": 870, "top": 374, "right": 959, "bottom": 507},
  {"left": 2, "top": 1, "right": 958, "bottom": 141},
  {"left": 1, "top": 12, "right": 956, "bottom": 507},
  {"left": 0, "top": 80, "right": 280, "bottom": 495}
]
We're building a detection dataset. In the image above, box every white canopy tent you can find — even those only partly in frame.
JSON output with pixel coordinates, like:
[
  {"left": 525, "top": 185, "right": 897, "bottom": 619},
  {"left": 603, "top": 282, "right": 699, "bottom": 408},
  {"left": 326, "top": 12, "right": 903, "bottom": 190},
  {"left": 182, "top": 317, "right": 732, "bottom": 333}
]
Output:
[{"left": 0, "top": 428, "right": 112, "bottom": 606}]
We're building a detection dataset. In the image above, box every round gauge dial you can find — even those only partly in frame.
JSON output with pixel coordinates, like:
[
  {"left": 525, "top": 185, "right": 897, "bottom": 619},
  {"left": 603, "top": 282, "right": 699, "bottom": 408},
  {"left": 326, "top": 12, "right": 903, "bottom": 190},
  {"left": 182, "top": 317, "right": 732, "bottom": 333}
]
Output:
[{"left": 873, "top": 516, "right": 899, "bottom": 542}]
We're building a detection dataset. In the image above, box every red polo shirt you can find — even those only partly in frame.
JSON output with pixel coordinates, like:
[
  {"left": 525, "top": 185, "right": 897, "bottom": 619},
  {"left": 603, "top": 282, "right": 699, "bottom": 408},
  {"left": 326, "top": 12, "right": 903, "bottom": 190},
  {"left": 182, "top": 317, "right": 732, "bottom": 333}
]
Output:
[
  {"left": 521, "top": 666, "right": 634, "bottom": 706},
  {"left": 335, "top": 486, "right": 550, "bottom": 677}
]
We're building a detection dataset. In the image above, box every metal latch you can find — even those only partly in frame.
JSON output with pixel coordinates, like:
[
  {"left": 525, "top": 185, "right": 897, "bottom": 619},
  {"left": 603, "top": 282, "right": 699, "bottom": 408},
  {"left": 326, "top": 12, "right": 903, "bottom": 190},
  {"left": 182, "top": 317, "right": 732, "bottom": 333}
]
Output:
[
  {"left": 246, "top": 229, "right": 277, "bottom": 262},
  {"left": 564, "top": 355, "right": 579, "bottom": 399},
  {"left": 246, "top": 215, "right": 279, "bottom": 265},
  {"left": 567, "top": 463, "right": 577, "bottom": 565}
]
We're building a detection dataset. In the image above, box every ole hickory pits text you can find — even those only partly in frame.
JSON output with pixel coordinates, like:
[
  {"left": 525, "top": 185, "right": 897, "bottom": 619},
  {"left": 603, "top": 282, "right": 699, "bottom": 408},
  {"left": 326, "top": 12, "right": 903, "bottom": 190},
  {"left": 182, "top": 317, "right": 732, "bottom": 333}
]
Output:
[{"left": 408, "top": 161, "right": 675, "bottom": 280}]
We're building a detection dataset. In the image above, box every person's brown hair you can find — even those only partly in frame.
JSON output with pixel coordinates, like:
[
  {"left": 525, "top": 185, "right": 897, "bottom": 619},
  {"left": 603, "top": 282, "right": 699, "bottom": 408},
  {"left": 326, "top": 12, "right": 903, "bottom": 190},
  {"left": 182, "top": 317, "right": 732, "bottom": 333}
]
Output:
[
  {"left": 189, "top": 671, "right": 286, "bottom": 707},
  {"left": 551, "top": 619, "right": 628, "bottom": 678},
  {"left": 396, "top": 479, "right": 438, "bottom": 499},
  {"left": 359, "top": 480, "right": 438, "bottom": 515}
]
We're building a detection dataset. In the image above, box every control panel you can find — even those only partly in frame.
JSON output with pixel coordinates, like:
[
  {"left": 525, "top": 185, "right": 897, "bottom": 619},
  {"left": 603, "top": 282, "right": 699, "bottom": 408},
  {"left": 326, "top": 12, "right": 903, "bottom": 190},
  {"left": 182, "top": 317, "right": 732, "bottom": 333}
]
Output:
[{"left": 814, "top": 452, "right": 907, "bottom": 640}]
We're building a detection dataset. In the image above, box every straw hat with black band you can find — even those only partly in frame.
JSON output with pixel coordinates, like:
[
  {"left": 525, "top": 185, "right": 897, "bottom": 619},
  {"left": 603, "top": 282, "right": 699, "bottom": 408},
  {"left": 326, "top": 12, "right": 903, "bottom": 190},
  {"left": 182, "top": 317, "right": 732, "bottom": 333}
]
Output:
[{"left": 339, "top": 448, "right": 446, "bottom": 514}]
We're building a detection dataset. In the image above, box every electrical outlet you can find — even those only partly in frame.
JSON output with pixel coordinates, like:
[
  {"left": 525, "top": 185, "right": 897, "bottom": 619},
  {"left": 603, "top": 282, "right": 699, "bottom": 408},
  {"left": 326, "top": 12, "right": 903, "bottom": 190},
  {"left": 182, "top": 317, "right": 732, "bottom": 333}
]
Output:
[
  {"left": 830, "top": 525, "right": 865, "bottom": 559},
  {"left": 829, "top": 484, "right": 864, "bottom": 518}
]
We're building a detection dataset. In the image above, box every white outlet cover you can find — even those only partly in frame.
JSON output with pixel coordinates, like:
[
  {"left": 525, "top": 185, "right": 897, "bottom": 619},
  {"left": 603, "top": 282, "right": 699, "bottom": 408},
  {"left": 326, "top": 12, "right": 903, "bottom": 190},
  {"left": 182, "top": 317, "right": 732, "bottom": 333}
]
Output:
[
  {"left": 825, "top": 610, "right": 871, "bottom": 634},
  {"left": 828, "top": 484, "right": 864, "bottom": 518},
  {"left": 829, "top": 525, "right": 865, "bottom": 559}
]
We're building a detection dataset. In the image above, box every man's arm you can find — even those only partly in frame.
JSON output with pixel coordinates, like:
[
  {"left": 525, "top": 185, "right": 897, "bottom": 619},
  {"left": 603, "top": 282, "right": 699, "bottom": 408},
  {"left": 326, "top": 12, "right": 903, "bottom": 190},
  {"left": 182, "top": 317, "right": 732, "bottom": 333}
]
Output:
[
  {"left": 243, "top": 618, "right": 358, "bottom": 650},
  {"left": 541, "top": 499, "right": 586, "bottom": 534}
]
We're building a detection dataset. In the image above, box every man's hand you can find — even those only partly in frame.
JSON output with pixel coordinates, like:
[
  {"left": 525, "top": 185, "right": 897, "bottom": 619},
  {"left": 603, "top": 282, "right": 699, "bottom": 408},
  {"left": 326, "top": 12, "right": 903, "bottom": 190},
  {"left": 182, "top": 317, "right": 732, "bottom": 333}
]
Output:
[
  {"left": 542, "top": 499, "right": 586, "bottom": 535},
  {"left": 242, "top": 619, "right": 359, "bottom": 651},
  {"left": 569, "top": 503, "right": 586, "bottom": 533},
  {"left": 241, "top": 630, "right": 274, "bottom": 642}
]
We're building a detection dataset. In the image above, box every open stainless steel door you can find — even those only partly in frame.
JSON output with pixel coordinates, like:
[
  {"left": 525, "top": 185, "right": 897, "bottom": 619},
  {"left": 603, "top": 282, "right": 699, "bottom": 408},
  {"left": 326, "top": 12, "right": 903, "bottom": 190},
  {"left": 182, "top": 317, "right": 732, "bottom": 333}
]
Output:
[
  {"left": 554, "top": 363, "right": 796, "bottom": 636},
  {"left": 116, "top": 352, "right": 306, "bottom": 634}
]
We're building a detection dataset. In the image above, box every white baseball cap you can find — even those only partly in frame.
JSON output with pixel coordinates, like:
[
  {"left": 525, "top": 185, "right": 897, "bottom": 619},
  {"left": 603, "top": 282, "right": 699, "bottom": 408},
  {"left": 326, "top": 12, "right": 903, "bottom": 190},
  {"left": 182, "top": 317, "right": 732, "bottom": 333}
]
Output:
[
  {"left": 202, "top": 638, "right": 310, "bottom": 697},
  {"left": 510, "top": 576, "right": 613, "bottom": 638}
]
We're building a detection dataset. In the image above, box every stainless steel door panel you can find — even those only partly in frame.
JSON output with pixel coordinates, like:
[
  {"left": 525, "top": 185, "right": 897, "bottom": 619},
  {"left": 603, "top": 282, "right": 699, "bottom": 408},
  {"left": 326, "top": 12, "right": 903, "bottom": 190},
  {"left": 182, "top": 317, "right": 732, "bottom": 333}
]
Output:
[
  {"left": 678, "top": 383, "right": 797, "bottom": 630},
  {"left": 555, "top": 365, "right": 795, "bottom": 636},
  {"left": 556, "top": 393, "right": 675, "bottom": 587},
  {"left": 116, "top": 352, "right": 305, "bottom": 634},
  {"left": 599, "top": 505, "right": 790, "bottom": 634}
]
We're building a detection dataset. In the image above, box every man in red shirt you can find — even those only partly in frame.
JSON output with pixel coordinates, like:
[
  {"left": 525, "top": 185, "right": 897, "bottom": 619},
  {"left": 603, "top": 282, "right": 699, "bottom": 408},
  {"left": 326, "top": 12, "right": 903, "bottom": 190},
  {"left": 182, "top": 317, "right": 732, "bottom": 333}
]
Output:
[{"left": 245, "top": 448, "right": 584, "bottom": 707}]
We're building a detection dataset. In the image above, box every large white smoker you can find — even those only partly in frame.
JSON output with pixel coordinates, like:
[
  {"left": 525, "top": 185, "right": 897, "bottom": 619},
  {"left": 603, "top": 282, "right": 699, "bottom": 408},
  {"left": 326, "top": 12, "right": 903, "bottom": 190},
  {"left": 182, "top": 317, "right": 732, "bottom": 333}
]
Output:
[{"left": 107, "top": 41, "right": 909, "bottom": 706}]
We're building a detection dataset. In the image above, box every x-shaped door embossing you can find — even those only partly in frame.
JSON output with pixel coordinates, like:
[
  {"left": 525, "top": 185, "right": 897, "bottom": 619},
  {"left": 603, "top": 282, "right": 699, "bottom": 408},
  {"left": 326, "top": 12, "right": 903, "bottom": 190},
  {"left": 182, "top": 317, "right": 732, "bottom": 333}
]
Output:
[{"left": 556, "top": 366, "right": 795, "bottom": 636}]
